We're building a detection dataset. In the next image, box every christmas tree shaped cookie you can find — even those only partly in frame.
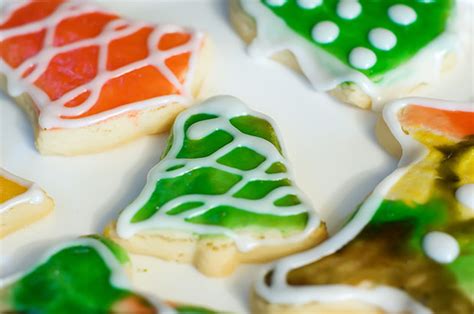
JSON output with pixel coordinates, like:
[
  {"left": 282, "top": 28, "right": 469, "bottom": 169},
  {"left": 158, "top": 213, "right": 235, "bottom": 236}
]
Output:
[
  {"left": 0, "top": 235, "right": 221, "bottom": 313},
  {"left": 253, "top": 98, "right": 474, "bottom": 313},
  {"left": 0, "top": 0, "right": 209, "bottom": 155},
  {"left": 0, "top": 168, "right": 54, "bottom": 238},
  {"left": 105, "top": 96, "right": 326, "bottom": 277},
  {"left": 231, "top": 0, "right": 458, "bottom": 109}
]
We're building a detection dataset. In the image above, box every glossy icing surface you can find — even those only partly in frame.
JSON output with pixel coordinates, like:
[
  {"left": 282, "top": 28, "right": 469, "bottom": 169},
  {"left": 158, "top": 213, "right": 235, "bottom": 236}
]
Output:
[
  {"left": 0, "top": 176, "right": 27, "bottom": 204},
  {"left": 116, "top": 96, "right": 320, "bottom": 252},
  {"left": 1, "top": 236, "right": 222, "bottom": 313},
  {"left": 3, "top": 236, "right": 143, "bottom": 312},
  {"left": 0, "top": 168, "right": 45, "bottom": 214},
  {"left": 0, "top": 0, "right": 203, "bottom": 129},
  {"left": 261, "top": 0, "right": 453, "bottom": 78},
  {"left": 256, "top": 99, "right": 474, "bottom": 313}
]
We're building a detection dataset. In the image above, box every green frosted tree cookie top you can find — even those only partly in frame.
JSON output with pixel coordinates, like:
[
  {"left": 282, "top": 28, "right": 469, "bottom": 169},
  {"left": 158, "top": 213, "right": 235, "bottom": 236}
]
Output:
[{"left": 116, "top": 96, "right": 320, "bottom": 251}]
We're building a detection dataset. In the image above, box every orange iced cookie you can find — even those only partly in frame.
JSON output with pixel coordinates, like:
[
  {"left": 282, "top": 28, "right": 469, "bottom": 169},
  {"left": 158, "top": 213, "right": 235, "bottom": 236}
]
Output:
[
  {"left": 0, "top": 0, "right": 209, "bottom": 155},
  {"left": 0, "top": 168, "right": 54, "bottom": 238}
]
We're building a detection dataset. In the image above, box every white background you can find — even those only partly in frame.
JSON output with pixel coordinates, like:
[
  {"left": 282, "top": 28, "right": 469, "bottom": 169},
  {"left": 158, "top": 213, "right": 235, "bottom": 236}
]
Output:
[{"left": 1, "top": 1, "right": 472, "bottom": 312}]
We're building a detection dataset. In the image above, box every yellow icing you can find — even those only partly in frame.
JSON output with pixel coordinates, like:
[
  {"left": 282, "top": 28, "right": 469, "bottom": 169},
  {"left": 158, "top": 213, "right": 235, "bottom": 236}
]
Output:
[
  {"left": 388, "top": 150, "right": 443, "bottom": 205},
  {"left": 452, "top": 146, "right": 474, "bottom": 186},
  {"left": 0, "top": 176, "right": 27, "bottom": 204}
]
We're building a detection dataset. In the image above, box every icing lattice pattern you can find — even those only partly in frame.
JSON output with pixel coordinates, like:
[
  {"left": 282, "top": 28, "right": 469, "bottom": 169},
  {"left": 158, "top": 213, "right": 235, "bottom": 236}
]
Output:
[
  {"left": 116, "top": 96, "right": 319, "bottom": 252},
  {"left": 0, "top": 0, "right": 203, "bottom": 129}
]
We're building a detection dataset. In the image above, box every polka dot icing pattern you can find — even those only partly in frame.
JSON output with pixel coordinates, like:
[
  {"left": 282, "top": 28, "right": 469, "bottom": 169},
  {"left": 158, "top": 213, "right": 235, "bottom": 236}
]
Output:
[
  {"left": 349, "top": 47, "right": 376, "bottom": 69},
  {"left": 255, "top": 99, "right": 474, "bottom": 313},
  {"left": 456, "top": 184, "right": 474, "bottom": 211},
  {"left": 116, "top": 96, "right": 320, "bottom": 252},
  {"left": 337, "top": 0, "right": 362, "bottom": 20},
  {"left": 262, "top": 0, "right": 453, "bottom": 78},
  {"left": 312, "top": 21, "right": 339, "bottom": 44},
  {"left": 423, "top": 231, "right": 460, "bottom": 264},
  {"left": 388, "top": 4, "right": 417, "bottom": 25},
  {"left": 0, "top": 0, "right": 203, "bottom": 129},
  {"left": 368, "top": 28, "right": 397, "bottom": 51}
]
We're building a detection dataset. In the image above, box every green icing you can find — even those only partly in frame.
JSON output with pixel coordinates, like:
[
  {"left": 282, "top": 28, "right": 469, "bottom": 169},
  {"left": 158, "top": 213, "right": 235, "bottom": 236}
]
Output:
[
  {"left": 86, "top": 235, "right": 130, "bottom": 264},
  {"left": 132, "top": 167, "right": 242, "bottom": 222},
  {"left": 176, "top": 115, "right": 234, "bottom": 159},
  {"left": 175, "top": 305, "right": 220, "bottom": 314},
  {"left": 217, "top": 146, "right": 266, "bottom": 170},
  {"left": 230, "top": 115, "right": 282, "bottom": 153},
  {"left": 187, "top": 205, "right": 308, "bottom": 233},
  {"left": 233, "top": 179, "right": 290, "bottom": 199},
  {"left": 265, "top": 161, "right": 287, "bottom": 174},
  {"left": 446, "top": 220, "right": 474, "bottom": 296},
  {"left": 370, "top": 199, "right": 449, "bottom": 250},
  {"left": 9, "top": 242, "right": 130, "bottom": 313},
  {"left": 368, "top": 199, "right": 474, "bottom": 298},
  {"left": 262, "top": 0, "right": 453, "bottom": 79},
  {"left": 274, "top": 194, "right": 301, "bottom": 207},
  {"left": 129, "top": 107, "right": 310, "bottom": 234}
]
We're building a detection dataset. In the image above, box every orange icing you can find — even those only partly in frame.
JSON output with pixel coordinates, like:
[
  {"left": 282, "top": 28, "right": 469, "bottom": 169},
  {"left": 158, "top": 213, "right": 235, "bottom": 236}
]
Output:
[
  {"left": 400, "top": 105, "right": 474, "bottom": 139},
  {"left": 0, "top": 0, "right": 201, "bottom": 126},
  {"left": 0, "top": 176, "right": 27, "bottom": 204}
]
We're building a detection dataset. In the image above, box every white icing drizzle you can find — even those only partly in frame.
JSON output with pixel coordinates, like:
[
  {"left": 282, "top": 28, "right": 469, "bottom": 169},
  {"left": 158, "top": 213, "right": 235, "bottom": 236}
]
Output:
[
  {"left": 312, "top": 21, "right": 339, "bottom": 44},
  {"left": 0, "top": 0, "right": 203, "bottom": 129},
  {"left": 456, "top": 184, "right": 474, "bottom": 211},
  {"left": 349, "top": 47, "right": 377, "bottom": 69},
  {"left": 116, "top": 96, "right": 320, "bottom": 252},
  {"left": 240, "top": 0, "right": 461, "bottom": 109},
  {"left": 369, "top": 28, "right": 397, "bottom": 51},
  {"left": 255, "top": 98, "right": 474, "bottom": 313},
  {"left": 388, "top": 4, "right": 418, "bottom": 26},
  {"left": 337, "top": 0, "right": 362, "bottom": 20},
  {"left": 266, "top": 0, "right": 287, "bottom": 7},
  {"left": 422, "top": 231, "right": 460, "bottom": 264},
  {"left": 0, "top": 168, "right": 45, "bottom": 214},
  {"left": 297, "top": 0, "right": 323, "bottom": 10}
]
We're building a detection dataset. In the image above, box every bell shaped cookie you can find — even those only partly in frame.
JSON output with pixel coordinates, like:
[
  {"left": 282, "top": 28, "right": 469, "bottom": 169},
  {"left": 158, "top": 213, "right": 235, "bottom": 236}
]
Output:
[{"left": 105, "top": 96, "right": 326, "bottom": 277}]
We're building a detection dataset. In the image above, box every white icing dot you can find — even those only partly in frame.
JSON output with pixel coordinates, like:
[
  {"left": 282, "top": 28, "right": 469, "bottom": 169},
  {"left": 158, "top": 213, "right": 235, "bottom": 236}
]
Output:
[
  {"left": 312, "top": 21, "right": 340, "bottom": 44},
  {"left": 388, "top": 4, "right": 417, "bottom": 26},
  {"left": 349, "top": 47, "right": 377, "bottom": 69},
  {"left": 369, "top": 28, "right": 397, "bottom": 51},
  {"left": 456, "top": 184, "right": 474, "bottom": 211},
  {"left": 266, "top": 0, "right": 287, "bottom": 6},
  {"left": 423, "top": 231, "right": 460, "bottom": 264},
  {"left": 297, "top": 0, "right": 323, "bottom": 9},
  {"left": 337, "top": 0, "right": 362, "bottom": 20}
]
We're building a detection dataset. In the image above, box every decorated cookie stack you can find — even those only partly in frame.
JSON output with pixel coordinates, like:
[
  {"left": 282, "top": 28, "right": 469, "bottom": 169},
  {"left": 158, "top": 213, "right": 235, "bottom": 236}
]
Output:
[{"left": 1, "top": 0, "right": 472, "bottom": 313}]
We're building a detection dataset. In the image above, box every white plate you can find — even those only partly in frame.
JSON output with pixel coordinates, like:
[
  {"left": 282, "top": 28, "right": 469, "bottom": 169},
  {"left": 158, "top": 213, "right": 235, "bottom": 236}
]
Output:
[{"left": 1, "top": 1, "right": 472, "bottom": 312}]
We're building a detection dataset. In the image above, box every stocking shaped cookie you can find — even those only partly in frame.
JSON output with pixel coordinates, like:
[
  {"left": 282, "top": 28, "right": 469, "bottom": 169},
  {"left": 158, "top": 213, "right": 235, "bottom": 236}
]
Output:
[
  {"left": 253, "top": 99, "right": 474, "bottom": 313},
  {"left": 106, "top": 96, "right": 326, "bottom": 277},
  {"left": 0, "top": 169, "right": 54, "bottom": 238},
  {"left": 231, "top": 0, "right": 458, "bottom": 109},
  {"left": 0, "top": 235, "right": 220, "bottom": 313},
  {"left": 0, "top": 0, "right": 208, "bottom": 155}
]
